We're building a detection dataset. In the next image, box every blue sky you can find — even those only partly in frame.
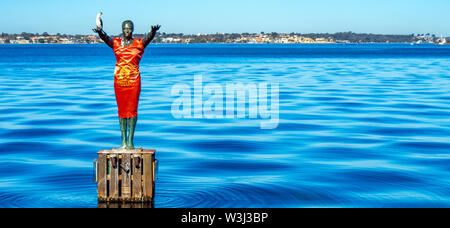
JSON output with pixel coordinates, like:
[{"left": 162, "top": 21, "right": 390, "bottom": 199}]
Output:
[{"left": 1, "top": 0, "right": 449, "bottom": 36}]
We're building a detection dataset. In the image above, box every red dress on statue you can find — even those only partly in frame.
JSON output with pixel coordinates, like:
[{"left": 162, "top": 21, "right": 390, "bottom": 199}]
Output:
[{"left": 113, "top": 38, "right": 144, "bottom": 118}]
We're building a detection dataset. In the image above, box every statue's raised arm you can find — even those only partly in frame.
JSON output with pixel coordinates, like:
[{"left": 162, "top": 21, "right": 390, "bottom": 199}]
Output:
[
  {"left": 143, "top": 25, "right": 161, "bottom": 48},
  {"left": 92, "top": 12, "right": 114, "bottom": 48}
]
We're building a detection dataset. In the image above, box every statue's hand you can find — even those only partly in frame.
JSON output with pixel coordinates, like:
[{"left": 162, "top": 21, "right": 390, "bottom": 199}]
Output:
[
  {"left": 151, "top": 25, "right": 161, "bottom": 32},
  {"left": 93, "top": 28, "right": 101, "bottom": 33}
]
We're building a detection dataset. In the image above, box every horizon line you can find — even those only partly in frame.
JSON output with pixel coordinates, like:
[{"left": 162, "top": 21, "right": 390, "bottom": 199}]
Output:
[{"left": 1, "top": 31, "right": 448, "bottom": 37}]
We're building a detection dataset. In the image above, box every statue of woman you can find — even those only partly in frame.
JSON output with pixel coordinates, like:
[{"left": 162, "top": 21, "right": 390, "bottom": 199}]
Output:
[{"left": 93, "top": 16, "right": 161, "bottom": 149}]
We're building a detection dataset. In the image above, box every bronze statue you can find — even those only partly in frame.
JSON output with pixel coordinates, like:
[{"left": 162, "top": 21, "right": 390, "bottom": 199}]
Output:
[{"left": 93, "top": 13, "right": 161, "bottom": 149}]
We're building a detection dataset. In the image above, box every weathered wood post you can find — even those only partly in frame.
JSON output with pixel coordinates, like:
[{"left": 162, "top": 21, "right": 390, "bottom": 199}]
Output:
[{"left": 94, "top": 148, "right": 156, "bottom": 203}]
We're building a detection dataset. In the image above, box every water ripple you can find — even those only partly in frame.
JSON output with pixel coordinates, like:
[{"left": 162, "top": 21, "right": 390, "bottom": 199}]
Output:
[{"left": 0, "top": 44, "right": 449, "bottom": 207}]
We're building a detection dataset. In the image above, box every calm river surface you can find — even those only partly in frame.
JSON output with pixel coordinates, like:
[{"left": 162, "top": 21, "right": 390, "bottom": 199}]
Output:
[{"left": 0, "top": 43, "right": 449, "bottom": 207}]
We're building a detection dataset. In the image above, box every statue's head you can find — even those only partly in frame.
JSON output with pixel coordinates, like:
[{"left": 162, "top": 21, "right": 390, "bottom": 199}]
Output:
[{"left": 122, "top": 20, "right": 134, "bottom": 39}]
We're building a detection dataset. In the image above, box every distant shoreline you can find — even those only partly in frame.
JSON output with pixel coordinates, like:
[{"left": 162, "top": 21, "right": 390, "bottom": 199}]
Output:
[
  {"left": 2, "top": 32, "right": 448, "bottom": 45},
  {"left": 0, "top": 42, "right": 448, "bottom": 45}
]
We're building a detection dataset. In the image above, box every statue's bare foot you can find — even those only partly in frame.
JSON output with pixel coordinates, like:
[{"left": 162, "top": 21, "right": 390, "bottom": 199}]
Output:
[
  {"left": 126, "top": 141, "right": 134, "bottom": 150},
  {"left": 119, "top": 141, "right": 127, "bottom": 149}
]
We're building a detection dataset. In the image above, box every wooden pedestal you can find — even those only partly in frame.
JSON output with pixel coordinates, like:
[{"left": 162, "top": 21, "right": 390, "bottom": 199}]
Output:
[{"left": 94, "top": 148, "right": 156, "bottom": 203}]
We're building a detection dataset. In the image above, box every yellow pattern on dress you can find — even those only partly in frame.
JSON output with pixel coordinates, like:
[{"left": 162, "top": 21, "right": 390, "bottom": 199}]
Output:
[{"left": 114, "top": 60, "right": 140, "bottom": 87}]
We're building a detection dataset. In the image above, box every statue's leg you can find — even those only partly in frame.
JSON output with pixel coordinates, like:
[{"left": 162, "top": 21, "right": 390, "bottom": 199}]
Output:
[
  {"left": 127, "top": 116, "right": 137, "bottom": 149},
  {"left": 119, "top": 118, "right": 127, "bottom": 149}
]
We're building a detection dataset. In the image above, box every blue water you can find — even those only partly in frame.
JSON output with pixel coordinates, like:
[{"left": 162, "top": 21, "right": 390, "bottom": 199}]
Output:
[{"left": 0, "top": 43, "right": 449, "bottom": 208}]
